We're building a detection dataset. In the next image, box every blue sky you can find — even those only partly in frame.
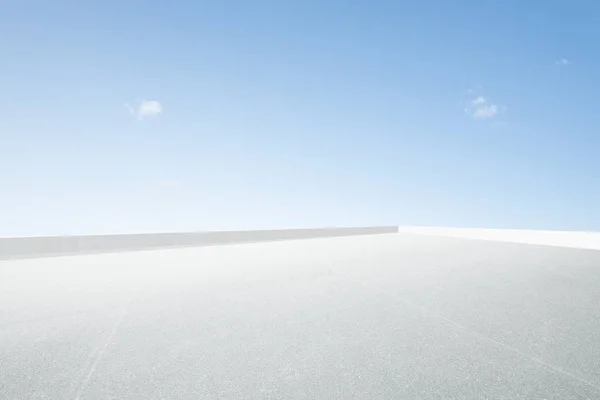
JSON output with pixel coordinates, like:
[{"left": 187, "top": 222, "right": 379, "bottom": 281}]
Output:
[{"left": 2, "top": 1, "right": 600, "bottom": 236}]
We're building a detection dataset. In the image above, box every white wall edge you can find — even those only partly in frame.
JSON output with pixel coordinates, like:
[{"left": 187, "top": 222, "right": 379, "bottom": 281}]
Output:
[{"left": 397, "top": 226, "right": 600, "bottom": 250}]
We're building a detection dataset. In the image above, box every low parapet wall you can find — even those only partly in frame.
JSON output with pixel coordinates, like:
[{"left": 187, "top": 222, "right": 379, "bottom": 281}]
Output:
[
  {"left": 0, "top": 226, "right": 398, "bottom": 260},
  {"left": 397, "top": 226, "right": 600, "bottom": 250}
]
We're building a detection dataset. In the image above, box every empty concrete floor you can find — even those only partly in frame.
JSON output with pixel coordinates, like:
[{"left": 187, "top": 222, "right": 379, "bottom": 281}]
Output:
[{"left": 2, "top": 233, "right": 600, "bottom": 399}]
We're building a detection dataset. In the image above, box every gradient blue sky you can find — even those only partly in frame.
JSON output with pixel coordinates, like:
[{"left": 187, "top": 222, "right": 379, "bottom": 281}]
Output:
[{"left": 2, "top": 1, "right": 600, "bottom": 236}]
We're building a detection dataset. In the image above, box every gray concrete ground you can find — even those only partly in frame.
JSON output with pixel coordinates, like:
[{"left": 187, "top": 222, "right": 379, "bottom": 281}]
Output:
[{"left": 2, "top": 233, "right": 600, "bottom": 399}]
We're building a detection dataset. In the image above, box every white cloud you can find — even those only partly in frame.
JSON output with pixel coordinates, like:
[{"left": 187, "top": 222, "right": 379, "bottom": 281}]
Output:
[
  {"left": 473, "top": 96, "right": 486, "bottom": 105},
  {"left": 473, "top": 103, "right": 498, "bottom": 119},
  {"left": 464, "top": 92, "right": 500, "bottom": 120},
  {"left": 555, "top": 58, "right": 570, "bottom": 66},
  {"left": 138, "top": 100, "right": 163, "bottom": 119},
  {"left": 125, "top": 100, "right": 163, "bottom": 120}
]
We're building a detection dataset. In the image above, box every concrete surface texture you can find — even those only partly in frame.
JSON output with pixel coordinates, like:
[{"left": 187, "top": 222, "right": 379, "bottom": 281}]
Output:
[
  {"left": 0, "top": 226, "right": 397, "bottom": 261},
  {"left": 3, "top": 231, "right": 600, "bottom": 399}
]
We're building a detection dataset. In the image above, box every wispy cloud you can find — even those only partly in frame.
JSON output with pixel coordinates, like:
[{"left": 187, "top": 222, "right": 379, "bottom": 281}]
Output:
[
  {"left": 138, "top": 100, "right": 163, "bottom": 119},
  {"left": 125, "top": 100, "right": 163, "bottom": 120},
  {"left": 555, "top": 58, "right": 570, "bottom": 66},
  {"left": 473, "top": 103, "right": 498, "bottom": 119},
  {"left": 473, "top": 96, "right": 486, "bottom": 106},
  {"left": 464, "top": 92, "right": 500, "bottom": 120},
  {"left": 124, "top": 103, "right": 135, "bottom": 116}
]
